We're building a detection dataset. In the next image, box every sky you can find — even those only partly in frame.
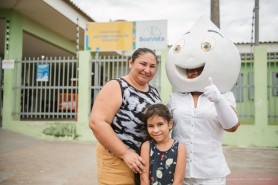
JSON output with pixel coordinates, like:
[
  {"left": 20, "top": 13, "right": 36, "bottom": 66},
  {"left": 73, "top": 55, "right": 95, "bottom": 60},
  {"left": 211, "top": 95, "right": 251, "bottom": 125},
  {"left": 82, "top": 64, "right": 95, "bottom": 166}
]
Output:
[{"left": 71, "top": 0, "right": 278, "bottom": 45}]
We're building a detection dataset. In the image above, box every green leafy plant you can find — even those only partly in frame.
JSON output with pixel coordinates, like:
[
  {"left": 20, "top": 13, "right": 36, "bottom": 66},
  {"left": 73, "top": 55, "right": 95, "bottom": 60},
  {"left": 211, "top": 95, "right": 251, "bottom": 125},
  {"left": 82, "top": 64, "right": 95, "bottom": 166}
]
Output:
[{"left": 43, "top": 123, "right": 78, "bottom": 139}]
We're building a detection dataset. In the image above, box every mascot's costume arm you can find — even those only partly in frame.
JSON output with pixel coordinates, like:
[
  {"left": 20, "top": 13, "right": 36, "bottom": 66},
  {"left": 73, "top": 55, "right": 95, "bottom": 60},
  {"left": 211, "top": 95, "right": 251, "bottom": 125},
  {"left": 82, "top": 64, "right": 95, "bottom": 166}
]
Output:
[{"left": 204, "top": 77, "right": 238, "bottom": 129}]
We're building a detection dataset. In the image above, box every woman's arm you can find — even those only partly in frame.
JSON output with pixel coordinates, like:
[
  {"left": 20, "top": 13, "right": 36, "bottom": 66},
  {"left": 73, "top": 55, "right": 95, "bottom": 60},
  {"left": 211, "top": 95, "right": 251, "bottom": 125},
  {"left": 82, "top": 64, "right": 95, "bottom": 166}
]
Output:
[
  {"left": 224, "top": 107, "right": 240, "bottom": 132},
  {"left": 140, "top": 141, "right": 150, "bottom": 185},
  {"left": 89, "top": 80, "right": 127, "bottom": 156},
  {"left": 173, "top": 143, "right": 186, "bottom": 185},
  {"left": 89, "top": 80, "right": 146, "bottom": 173}
]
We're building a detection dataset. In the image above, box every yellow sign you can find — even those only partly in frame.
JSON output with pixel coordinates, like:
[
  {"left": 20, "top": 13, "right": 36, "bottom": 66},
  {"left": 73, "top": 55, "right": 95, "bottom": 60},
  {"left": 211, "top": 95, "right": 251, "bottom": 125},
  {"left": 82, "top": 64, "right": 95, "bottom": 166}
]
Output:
[{"left": 86, "top": 22, "right": 135, "bottom": 51}]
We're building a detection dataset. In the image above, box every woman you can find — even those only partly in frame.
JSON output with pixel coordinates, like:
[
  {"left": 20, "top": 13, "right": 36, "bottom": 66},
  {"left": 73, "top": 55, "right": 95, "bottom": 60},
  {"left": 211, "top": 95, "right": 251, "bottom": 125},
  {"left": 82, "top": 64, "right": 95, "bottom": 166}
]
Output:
[
  {"left": 89, "top": 48, "right": 161, "bottom": 185},
  {"left": 169, "top": 67, "right": 240, "bottom": 185},
  {"left": 166, "top": 16, "right": 241, "bottom": 185}
]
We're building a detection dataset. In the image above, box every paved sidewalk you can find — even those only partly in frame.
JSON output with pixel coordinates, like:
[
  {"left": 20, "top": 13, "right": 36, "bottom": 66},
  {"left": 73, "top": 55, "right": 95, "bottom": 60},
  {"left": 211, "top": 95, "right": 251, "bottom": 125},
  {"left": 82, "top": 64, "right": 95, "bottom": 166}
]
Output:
[
  {"left": 224, "top": 146, "right": 278, "bottom": 185},
  {"left": 0, "top": 129, "right": 97, "bottom": 185},
  {"left": 0, "top": 128, "right": 277, "bottom": 185}
]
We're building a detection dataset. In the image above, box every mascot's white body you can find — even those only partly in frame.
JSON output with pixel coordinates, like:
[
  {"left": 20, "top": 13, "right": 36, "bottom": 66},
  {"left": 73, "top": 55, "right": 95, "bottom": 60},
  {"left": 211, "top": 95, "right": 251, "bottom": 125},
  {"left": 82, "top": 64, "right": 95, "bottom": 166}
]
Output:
[
  {"left": 166, "top": 17, "right": 240, "bottom": 181},
  {"left": 166, "top": 16, "right": 241, "bottom": 93}
]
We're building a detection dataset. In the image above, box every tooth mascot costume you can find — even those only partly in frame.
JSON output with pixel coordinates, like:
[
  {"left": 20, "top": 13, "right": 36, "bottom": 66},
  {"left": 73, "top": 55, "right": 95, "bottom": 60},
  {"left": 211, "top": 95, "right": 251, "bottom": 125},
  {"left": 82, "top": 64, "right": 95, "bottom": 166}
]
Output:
[{"left": 166, "top": 16, "right": 241, "bottom": 185}]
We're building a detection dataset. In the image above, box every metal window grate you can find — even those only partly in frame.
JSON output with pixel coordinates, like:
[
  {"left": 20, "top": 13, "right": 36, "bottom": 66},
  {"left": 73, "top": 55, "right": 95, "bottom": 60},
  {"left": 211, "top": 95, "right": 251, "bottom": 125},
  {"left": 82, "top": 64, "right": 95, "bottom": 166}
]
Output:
[
  {"left": 13, "top": 57, "right": 78, "bottom": 120},
  {"left": 232, "top": 54, "right": 255, "bottom": 123},
  {"left": 267, "top": 52, "right": 278, "bottom": 124}
]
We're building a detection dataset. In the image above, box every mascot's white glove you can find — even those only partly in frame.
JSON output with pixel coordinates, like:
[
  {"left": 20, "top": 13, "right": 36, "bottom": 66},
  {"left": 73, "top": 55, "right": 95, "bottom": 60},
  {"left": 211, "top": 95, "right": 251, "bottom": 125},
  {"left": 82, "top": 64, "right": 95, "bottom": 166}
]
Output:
[{"left": 204, "top": 77, "right": 238, "bottom": 129}]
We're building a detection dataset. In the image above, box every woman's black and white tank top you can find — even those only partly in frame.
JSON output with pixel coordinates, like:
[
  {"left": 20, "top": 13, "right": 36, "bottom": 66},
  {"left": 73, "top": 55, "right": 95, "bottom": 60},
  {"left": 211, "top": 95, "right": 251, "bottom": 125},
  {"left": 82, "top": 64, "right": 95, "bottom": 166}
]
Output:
[{"left": 111, "top": 78, "right": 161, "bottom": 152}]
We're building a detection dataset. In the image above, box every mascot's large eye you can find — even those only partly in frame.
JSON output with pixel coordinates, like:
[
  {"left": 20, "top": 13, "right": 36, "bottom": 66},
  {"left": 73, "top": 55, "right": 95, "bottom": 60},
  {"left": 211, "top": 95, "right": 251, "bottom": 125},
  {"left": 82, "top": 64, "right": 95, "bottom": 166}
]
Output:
[
  {"left": 173, "top": 45, "right": 181, "bottom": 53},
  {"left": 201, "top": 42, "right": 211, "bottom": 51},
  {"left": 201, "top": 37, "right": 215, "bottom": 52},
  {"left": 172, "top": 39, "right": 185, "bottom": 54}
]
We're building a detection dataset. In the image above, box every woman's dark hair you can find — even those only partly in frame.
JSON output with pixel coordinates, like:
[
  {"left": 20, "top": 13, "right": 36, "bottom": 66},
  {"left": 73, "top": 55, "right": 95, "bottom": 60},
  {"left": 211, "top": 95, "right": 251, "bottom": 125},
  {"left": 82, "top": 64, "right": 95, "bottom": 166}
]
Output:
[
  {"left": 130, "top": 48, "right": 158, "bottom": 64},
  {"left": 143, "top": 103, "right": 172, "bottom": 124}
]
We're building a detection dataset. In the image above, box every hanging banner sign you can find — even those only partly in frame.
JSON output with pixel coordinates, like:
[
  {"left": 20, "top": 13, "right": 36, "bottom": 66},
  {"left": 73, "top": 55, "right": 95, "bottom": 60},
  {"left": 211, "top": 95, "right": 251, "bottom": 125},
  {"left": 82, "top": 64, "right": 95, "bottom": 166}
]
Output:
[
  {"left": 86, "top": 21, "right": 134, "bottom": 51},
  {"left": 85, "top": 20, "right": 167, "bottom": 51}
]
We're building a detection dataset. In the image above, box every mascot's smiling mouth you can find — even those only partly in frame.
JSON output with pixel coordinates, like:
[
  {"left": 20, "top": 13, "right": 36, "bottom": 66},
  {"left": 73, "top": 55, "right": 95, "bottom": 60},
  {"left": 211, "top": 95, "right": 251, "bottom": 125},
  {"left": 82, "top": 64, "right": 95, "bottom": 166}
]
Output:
[{"left": 176, "top": 64, "right": 205, "bottom": 79}]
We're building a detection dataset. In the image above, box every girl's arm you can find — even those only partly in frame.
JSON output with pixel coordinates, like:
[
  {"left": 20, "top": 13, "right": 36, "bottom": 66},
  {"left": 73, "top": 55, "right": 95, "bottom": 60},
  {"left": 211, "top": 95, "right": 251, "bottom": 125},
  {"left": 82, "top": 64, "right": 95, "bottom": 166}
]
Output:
[
  {"left": 140, "top": 141, "right": 150, "bottom": 185},
  {"left": 173, "top": 143, "right": 186, "bottom": 185}
]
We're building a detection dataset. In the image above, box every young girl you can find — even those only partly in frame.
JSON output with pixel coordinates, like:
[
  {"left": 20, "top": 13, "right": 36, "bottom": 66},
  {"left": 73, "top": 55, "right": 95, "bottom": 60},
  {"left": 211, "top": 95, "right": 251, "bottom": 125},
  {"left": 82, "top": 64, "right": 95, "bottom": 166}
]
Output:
[{"left": 139, "top": 103, "right": 186, "bottom": 185}]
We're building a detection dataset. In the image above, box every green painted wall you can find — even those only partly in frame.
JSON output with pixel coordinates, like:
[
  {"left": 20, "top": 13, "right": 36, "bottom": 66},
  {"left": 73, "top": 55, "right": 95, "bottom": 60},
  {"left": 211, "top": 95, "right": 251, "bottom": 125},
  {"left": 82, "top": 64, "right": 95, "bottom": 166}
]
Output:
[
  {"left": 2, "top": 11, "right": 23, "bottom": 125},
  {"left": 160, "top": 48, "right": 172, "bottom": 104},
  {"left": 76, "top": 51, "right": 94, "bottom": 141},
  {"left": 223, "top": 46, "right": 278, "bottom": 147}
]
